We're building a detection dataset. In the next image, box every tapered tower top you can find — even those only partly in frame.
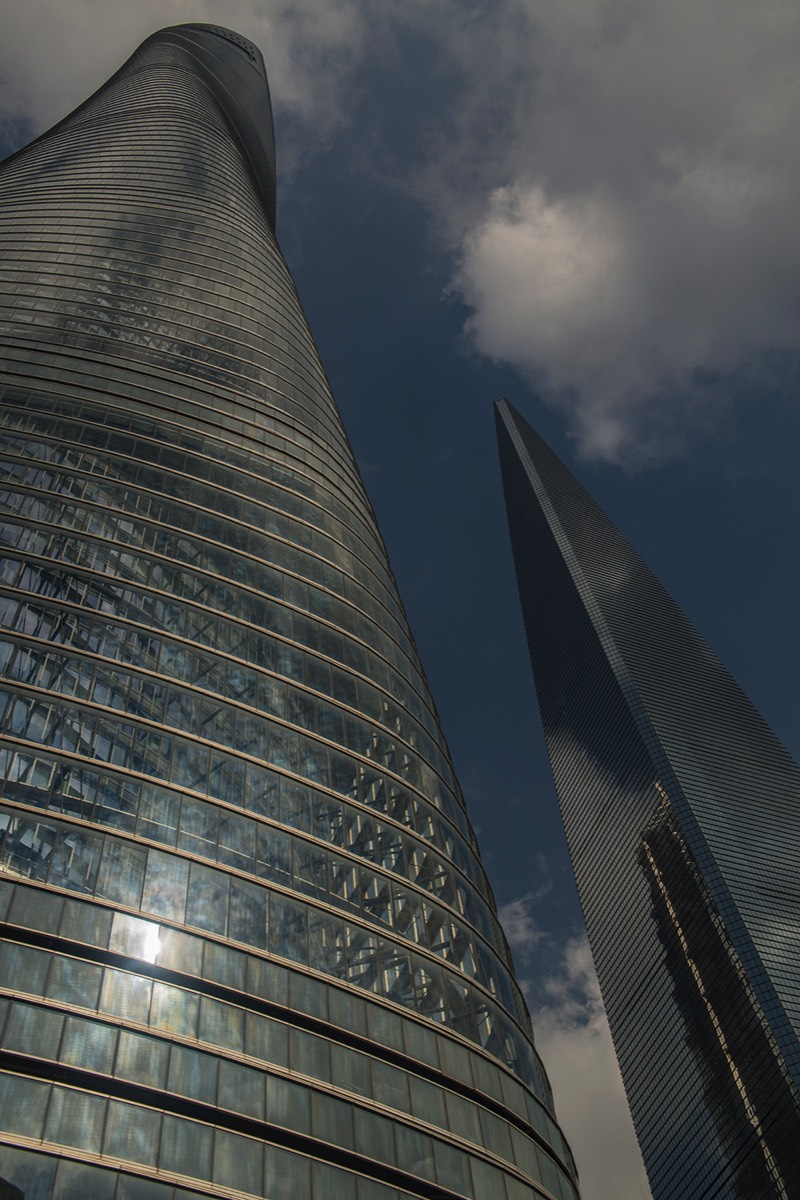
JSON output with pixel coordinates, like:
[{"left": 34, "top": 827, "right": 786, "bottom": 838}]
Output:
[{"left": 152, "top": 25, "right": 277, "bottom": 230}]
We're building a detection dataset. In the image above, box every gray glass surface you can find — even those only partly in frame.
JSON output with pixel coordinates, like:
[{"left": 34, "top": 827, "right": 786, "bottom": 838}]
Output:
[
  {"left": 497, "top": 397, "right": 800, "bottom": 1199},
  {"left": 0, "top": 26, "right": 577, "bottom": 1200}
]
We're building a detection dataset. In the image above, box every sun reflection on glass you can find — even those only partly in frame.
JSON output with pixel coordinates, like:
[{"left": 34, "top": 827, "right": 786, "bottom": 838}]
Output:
[{"left": 143, "top": 925, "right": 161, "bottom": 963}]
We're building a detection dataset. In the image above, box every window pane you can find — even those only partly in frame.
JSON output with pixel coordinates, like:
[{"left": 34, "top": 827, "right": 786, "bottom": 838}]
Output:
[
  {"left": 96, "top": 839, "right": 147, "bottom": 907},
  {"left": 312, "top": 1092, "right": 354, "bottom": 1150},
  {"left": 100, "top": 968, "right": 152, "bottom": 1023},
  {"left": 4, "top": 1001, "right": 63, "bottom": 1059},
  {"left": 311, "top": 1160, "right": 357, "bottom": 1198},
  {"left": 109, "top": 913, "right": 160, "bottom": 960},
  {"left": 213, "top": 1129, "right": 263, "bottom": 1195},
  {"left": 445, "top": 1090, "right": 482, "bottom": 1144},
  {"left": 160, "top": 1115, "right": 212, "bottom": 1182},
  {"left": 433, "top": 1138, "right": 472, "bottom": 1195},
  {"left": 218, "top": 1059, "right": 265, "bottom": 1120},
  {"left": 151, "top": 981, "right": 198, "bottom": 1038},
  {"left": 137, "top": 783, "right": 179, "bottom": 845},
  {"left": 270, "top": 894, "right": 308, "bottom": 965},
  {"left": 257, "top": 826, "right": 292, "bottom": 886},
  {"left": 538, "top": 1151, "right": 565, "bottom": 1199},
  {"left": 116, "top": 1030, "right": 169, "bottom": 1089},
  {"left": 395, "top": 1126, "right": 434, "bottom": 1182},
  {"left": 409, "top": 1075, "right": 446, "bottom": 1129},
  {"left": 103, "top": 1098, "right": 162, "bottom": 1165},
  {"left": 228, "top": 877, "right": 267, "bottom": 950},
  {"left": 185, "top": 861, "right": 228, "bottom": 936},
  {"left": 0, "top": 942, "right": 50, "bottom": 996},
  {"left": 8, "top": 885, "right": 61, "bottom": 932},
  {"left": 470, "top": 1156, "right": 511, "bottom": 1199},
  {"left": 203, "top": 941, "right": 245, "bottom": 991},
  {"left": 266, "top": 1075, "right": 310, "bottom": 1133},
  {"left": 307, "top": 908, "right": 346, "bottom": 977},
  {"left": 156, "top": 927, "right": 203, "bottom": 976},
  {"left": 1, "top": 814, "right": 55, "bottom": 881},
  {"left": 0, "top": 1143, "right": 57, "bottom": 1200},
  {"left": 46, "top": 954, "right": 103, "bottom": 1009},
  {"left": 141, "top": 849, "right": 188, "bottom": 922},
  {"left": 45, "top": 1086, "right": 106, "bottom": 1151},
  {"left": 290, "top": 1028, "right": 330, "bottom": 1082},
  {"left": 0, "top": 1072, "right": 49, "bottom": 1137},
  {"left": 402, "top": 1016, "right": 438, "bottom": 1068},
  {"left": 49, "top": 827, "right": 102, "bottom": 893},
  {"left": 331, "top": 1042, "right": 371, "bottom": 1099},
  {"left": 288, "top": 972, "right": 328, "bottom": 1021},
  {"left": 62, "top": 1016, "right": 117, "bottom": 1073},
  {"left": 353, "top": 1108, "right": 396, "bottom": 1166},
  {"left": 246, "top": 955, "right": 288, "bottom": 1007},
  {"left": 177, "top": 796, "right": 218, "bottom": 858},
  {"left": 481, "top": 1109, "right": 514, "bottom": 1163},
  {"left": 371, "top": 1059, "right": 409, "bottom": 1113},
  {"left": 168, "top": 1043, "right": 218, "bottom": 1105},
  {"left": 117, "top": 1173, "right": 174, "bottom": 1200},
  {"left": 52, "top": 1159, "right": 116, "bottom": 1200},
  {"left": 510, "top": 1128, "right": 539, "bottom": 1181},
  {"left": 199, "top": 996, "right": 243, "bottom": 1053},
  {"left": 263, "top": 1145, "right": 310, "bottom": 1200},
  {"left": 219, "top": 810, "right": 256, "bottom": 871},
  {"left": 245, "top": 1011, "right": 288, "bottom": 1068}
]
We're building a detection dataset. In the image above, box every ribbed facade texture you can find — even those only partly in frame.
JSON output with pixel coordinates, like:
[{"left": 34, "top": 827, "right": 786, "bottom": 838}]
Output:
[
  {"left": 496, "top": 397, "right": 800, "bottom": 1200},
  {"left": 0, "top": 26, "right": 580, "bottom": 1200}
]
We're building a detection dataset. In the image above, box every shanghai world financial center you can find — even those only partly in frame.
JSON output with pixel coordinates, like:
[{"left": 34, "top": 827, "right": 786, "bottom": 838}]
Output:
[
  {"left": 0, "top": 23, "right": 580, "bottom": 1200},
  {"left": 497, "top": 399, "right": 800, "bottom": 1200}
]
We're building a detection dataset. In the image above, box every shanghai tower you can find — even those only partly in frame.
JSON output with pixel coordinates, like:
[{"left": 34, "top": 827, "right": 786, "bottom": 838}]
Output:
[
  {"left": 496, "top": 397, "right": 800, "bottom": 1200},
  {"left": 0, "top": 25, "right": 580, "bottom": 1200}
]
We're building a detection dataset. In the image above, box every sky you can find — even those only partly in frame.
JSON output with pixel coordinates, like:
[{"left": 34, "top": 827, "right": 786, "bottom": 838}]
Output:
[{"left": 2, "top": 3, "right": 800, "bottom": 1197}]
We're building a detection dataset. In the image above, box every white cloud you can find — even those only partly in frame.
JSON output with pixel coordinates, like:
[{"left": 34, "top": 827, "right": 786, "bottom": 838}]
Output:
[
  {"left": 498, "top": 889, "right": 547, "bottom": 959},
  {"left": 497, "top": 854, "right": 553, "bottom": 962},
  {"left": 441, "top": 0, "right": 800, "bottom": 462},
  {"left": 531, "top": 933, "right": 652, "bottom": 1200},
  {"left": 455, "top": 184, "right": 646, "bottom": 461},
  {"left": 499, "top": 890, "right": 651, "bottom": 1200}
]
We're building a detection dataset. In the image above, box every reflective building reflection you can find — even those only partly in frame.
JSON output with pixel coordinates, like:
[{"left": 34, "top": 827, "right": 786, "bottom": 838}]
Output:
[
  {"left": 0, "top": 26, "right": 579, "bottom": 1200},
  {"left": 496, "top": 398, "right": 800, "bottom": 1199},
  {"left": 642, "top": 796, "right": 800, "bottom": 1198}
]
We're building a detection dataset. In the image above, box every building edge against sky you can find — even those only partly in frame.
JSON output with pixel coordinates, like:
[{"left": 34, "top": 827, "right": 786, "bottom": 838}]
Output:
[
  {"left": 495, "top": 397, "right": 800, "bottom": 1199},
  {"left": 0, "top": 25, "right": 580, "bottom": 1200}
]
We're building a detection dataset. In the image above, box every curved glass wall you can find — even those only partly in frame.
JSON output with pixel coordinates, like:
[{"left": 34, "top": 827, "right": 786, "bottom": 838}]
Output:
[{"left": 0, "top": 25, "right": 579, "bottom": 1200}]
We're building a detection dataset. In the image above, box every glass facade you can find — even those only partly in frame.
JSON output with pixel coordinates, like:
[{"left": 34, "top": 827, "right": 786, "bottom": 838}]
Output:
[
  {"left": 0, "top": 25, "right": 579, "bottom": 1200},
  {"left": 496, "top": 397, "right": 800, "bottom": 1199}
]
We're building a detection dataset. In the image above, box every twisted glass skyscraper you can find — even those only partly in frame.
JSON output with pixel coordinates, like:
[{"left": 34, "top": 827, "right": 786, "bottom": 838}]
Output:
[
  {"left": 0, "top": 25, "right": 579, "bottom": 1200},
  {"left": 496, "top": 397, "right": 800, "bottom": 1200}
]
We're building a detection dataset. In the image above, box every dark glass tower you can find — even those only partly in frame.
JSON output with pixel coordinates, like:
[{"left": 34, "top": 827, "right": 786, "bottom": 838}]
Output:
[
  {"left": 496, "top": 397, "right": 800, "bottom": 1200},
  {"left": 0, "top": 25, "right": 579, "bottom": 1200}
]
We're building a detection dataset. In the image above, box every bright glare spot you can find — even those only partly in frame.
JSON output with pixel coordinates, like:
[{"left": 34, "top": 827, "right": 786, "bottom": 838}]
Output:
[{"left": 143, "top": 925, "right": 161, "bottom": 963}]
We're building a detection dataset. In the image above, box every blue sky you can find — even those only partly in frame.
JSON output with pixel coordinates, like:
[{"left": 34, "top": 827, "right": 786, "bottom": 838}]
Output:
[{"left": 2, "top": 3, "right": 799, "bottom": 1196}]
